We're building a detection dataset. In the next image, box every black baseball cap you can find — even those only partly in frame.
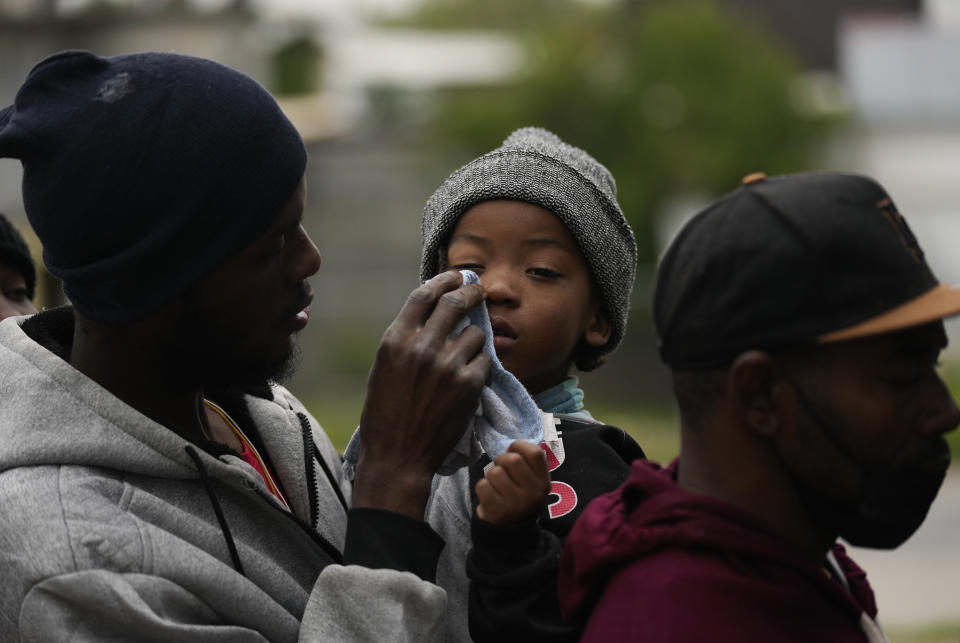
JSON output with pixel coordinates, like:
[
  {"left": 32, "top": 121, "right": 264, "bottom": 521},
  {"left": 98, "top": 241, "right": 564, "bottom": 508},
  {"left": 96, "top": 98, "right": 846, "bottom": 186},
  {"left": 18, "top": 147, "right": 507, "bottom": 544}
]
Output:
[{"left": 654, "top": 171, "right": 960, "bottom": 370}]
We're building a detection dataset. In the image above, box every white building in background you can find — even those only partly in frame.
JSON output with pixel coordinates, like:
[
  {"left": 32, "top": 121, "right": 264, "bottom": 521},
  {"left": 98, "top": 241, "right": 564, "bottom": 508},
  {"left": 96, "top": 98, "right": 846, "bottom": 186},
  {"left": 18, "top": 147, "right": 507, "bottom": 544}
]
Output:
[{"left": 837, "top": 0, "right": 960, "bottom": 281}]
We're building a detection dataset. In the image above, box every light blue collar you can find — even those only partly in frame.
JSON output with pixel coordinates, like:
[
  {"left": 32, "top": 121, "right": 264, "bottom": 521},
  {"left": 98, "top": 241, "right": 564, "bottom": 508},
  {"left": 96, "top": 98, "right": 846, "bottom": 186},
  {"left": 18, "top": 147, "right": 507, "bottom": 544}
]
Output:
[{"left": 534, "top": 377, "right": 590, "bottom": 418}]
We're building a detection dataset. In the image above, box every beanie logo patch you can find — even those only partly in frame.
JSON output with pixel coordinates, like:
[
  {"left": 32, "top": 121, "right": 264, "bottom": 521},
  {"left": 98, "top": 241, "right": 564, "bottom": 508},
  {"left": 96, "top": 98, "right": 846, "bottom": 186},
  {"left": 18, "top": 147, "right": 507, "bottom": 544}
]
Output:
[
  {"left": 95, "top": 73, "right": 135, "bottom": 104},
  {"left": 876, "top": 197, "right": 923, "bottom": 264}
]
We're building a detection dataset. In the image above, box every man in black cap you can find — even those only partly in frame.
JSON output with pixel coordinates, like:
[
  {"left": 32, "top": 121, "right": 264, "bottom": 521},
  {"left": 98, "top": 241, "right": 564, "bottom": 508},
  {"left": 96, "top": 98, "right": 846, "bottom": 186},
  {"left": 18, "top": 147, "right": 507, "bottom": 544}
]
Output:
[
  {"left": 558, "top": 171, "right": 960, "bottom": 642},
  {"left": 0, "top": 50, "right": 490, "bottom": 640},
  {"left": 0, "top": 212, "right": 38, "bottom": 320}
]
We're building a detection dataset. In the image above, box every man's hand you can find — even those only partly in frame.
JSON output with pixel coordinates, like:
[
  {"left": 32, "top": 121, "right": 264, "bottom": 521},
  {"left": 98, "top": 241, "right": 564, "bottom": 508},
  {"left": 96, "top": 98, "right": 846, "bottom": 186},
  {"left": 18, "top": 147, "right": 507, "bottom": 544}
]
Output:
[
  {"left": 476, "top": 440, "right": 551, "bottom": 525},
  {"left": 352, "top": 270, "right": 492, "bottom": 519}
]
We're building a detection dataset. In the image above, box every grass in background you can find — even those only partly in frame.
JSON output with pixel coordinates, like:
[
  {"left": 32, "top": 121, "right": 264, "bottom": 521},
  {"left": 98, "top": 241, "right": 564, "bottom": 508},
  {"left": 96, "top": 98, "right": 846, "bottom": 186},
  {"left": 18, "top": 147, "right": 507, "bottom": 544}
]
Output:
[
  {"left": 885, "top": 622, "right": 960, "bottom": 643},
  {"left": 588, "top": 402, "right": 680, "bottom": 464},
  {"left": 303, "top": 379, "right": 958, "bottom": 468},
  {"left": 940, "top": 364, "right": 960, "bottom": 458},
  {"left": 301, "top": 391, "right": 366, "bottom": 451},
  {"left": 301, "top": 391, "right": 681, "bottom": 464}
]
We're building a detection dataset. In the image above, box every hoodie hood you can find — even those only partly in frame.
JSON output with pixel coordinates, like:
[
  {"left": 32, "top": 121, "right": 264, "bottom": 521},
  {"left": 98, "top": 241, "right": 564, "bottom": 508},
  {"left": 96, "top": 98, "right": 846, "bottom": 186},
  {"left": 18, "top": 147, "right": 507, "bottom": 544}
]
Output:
[
  {"left": 559, "top": 459, "right": 878, "bottom": 633},
  {"left": 0, "top": 309, "right": 349, "bottom": 544},
  {"left": 0, "top": 313, "right": 207, "bottom": 479}
]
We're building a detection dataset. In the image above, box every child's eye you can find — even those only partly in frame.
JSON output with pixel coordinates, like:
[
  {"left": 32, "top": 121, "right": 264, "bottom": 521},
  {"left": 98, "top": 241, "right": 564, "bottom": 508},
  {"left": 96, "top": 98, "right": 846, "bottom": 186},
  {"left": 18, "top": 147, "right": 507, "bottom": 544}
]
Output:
[
  {"left": 451, "top": 263, "right": 485, "bottom": 275},
  {"left": 528, "top": 267, "right": 561, "bottom": 279}
]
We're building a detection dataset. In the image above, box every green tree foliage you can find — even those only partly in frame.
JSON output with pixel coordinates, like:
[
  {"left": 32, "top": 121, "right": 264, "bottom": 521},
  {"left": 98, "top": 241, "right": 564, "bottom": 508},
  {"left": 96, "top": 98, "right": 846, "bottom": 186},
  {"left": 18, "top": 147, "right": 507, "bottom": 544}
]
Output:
[
  {"left": 411, "top": 0, "right": 840, "bottom": 261},
  {"left": 273, "top": 36, "right": 322, "bottom": 96}
]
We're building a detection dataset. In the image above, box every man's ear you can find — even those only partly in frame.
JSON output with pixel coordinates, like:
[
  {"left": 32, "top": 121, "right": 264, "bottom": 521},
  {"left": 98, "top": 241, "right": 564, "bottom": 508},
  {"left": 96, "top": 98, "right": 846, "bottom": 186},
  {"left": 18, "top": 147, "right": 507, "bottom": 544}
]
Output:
[
  {"left": 583, "top": 304, "right": 612, "bottom": 348},
  {"left": 729, "top": 351, "right": 784, "bottom": 438}
]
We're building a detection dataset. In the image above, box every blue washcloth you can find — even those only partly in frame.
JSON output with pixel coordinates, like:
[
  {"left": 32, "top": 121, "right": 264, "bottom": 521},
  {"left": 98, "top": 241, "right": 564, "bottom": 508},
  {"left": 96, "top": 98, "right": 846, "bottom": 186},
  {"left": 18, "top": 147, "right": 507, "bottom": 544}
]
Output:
[
  {"left": 342, "top": 270, "right": 544, "bottom": 478},
  {"left": 458, "top": 269, "right": 544, "bottom": 457}
]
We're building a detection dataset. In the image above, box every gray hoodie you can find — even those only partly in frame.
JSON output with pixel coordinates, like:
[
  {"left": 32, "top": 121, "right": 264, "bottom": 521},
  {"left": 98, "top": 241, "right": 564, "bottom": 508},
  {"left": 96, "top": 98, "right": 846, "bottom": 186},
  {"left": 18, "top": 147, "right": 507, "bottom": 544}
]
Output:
[{"left": 0, "top": 313, "right": 446, "bottom": 642}]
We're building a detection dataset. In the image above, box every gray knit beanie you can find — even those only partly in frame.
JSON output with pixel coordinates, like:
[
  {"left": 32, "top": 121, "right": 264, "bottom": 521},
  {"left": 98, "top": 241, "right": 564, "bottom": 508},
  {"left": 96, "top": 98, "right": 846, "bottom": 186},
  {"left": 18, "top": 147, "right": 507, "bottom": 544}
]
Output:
[{"left": 420, "top": 127, "right": 637, "bottom": 367}]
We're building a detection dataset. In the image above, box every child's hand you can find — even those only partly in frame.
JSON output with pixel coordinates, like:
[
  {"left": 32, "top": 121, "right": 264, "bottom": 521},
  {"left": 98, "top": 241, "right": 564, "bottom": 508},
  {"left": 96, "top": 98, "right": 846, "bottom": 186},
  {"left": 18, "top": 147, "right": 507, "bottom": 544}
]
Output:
[{"left": 475, "top": 440, "right": 551, "bottom": 525}]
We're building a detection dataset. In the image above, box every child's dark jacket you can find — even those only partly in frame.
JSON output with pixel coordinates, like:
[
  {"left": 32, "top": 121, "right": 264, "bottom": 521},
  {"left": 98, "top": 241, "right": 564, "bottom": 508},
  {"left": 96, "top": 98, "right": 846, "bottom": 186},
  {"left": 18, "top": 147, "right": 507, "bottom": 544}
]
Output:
[{"left": 427, "top": 413, "right": 644, "bottom": 641}]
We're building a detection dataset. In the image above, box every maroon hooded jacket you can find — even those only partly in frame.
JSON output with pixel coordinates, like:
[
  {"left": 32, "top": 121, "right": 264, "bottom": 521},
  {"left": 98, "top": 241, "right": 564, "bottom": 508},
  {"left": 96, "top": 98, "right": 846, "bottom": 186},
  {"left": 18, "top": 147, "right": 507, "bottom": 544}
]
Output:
[{"left": 558, "top": 459, "right": 888, "bottom": 642}]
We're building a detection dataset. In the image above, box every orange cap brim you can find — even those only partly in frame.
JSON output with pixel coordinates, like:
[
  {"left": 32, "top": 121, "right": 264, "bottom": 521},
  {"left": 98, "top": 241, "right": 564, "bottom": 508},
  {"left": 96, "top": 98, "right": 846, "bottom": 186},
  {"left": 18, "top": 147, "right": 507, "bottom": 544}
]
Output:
[{"left": 818, "top": 283, "right": 960, "bottom": 343}]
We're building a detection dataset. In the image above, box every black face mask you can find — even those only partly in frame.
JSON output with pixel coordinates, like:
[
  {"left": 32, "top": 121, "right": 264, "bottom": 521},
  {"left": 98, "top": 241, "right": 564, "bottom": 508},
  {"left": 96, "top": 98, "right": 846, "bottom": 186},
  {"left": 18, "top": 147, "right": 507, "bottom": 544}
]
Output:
[{"left": 788, "top": 380, "right": 950, "bottom": 549}]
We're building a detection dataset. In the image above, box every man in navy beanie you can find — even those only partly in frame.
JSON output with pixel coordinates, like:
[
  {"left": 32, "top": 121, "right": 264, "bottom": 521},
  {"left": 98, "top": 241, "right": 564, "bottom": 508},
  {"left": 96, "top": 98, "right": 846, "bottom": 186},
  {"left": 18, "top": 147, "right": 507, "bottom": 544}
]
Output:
[{"left": 0, "top": 50, "right": 491, "bottom": 641}]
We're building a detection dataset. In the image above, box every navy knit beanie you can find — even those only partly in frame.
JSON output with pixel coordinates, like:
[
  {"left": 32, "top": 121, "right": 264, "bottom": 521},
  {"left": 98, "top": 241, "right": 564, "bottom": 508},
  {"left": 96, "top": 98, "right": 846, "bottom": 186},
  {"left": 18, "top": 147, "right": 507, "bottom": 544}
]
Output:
[
  {"left": 0, "top": 212, "right": 35, "bottom": 299},
  {"left": 0, "top": 50, "right": 306, "bottom": 324}
]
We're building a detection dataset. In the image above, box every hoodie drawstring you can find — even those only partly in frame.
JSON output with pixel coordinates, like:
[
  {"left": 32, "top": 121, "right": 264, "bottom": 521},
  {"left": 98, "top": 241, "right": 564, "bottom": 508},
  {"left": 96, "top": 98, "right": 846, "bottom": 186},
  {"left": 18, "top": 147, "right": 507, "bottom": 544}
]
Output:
[{"left": 185, "top": 445, "right": 246, "bottom": 577}]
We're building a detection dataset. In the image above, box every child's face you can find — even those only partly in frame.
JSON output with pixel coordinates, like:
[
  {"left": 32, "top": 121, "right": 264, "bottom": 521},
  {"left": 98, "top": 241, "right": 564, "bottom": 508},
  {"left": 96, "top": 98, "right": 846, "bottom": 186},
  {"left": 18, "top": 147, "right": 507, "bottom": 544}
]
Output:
[
  {"left": 0, "top": 264, "right": 37, "bottom": 321},
  {"left": 444, "top": 200, "right": 610, "bottom": 395}
]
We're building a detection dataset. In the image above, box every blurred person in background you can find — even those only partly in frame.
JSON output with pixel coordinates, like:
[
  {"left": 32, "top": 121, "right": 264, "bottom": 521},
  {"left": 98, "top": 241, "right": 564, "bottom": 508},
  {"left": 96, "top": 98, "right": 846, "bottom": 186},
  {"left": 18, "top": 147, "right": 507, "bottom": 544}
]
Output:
[
  {"left": 0, "top": 211, "right": 37, "bottom": 320},
  {"left": 0, "top": 50, "right": 492, "bottom": 641},
  {"left": 417, "top": 127, "right": 645, "bottom": 641},
  {"left": 557, "top": 172, "right": 960, "bottom": 642}
]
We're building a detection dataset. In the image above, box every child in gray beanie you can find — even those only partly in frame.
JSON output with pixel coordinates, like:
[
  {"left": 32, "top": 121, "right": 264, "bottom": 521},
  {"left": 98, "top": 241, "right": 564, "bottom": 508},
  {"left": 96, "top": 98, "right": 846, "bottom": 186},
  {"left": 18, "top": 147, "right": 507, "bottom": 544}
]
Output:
[
  {"left": 421, "top": 127, "right": 645, "bottom": 641},
  {"left": 421, "top": 126, "right": 637, "bottom": 371}
]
